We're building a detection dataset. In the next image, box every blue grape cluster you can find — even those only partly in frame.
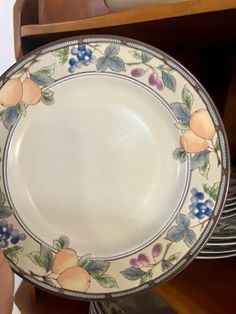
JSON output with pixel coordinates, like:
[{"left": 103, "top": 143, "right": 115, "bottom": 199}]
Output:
[
  {"left": 68, "top": 44, "right": 95, "bottom": 73},
  {"left": 189, "top": 188, "right": 213, "bottom": 219},
  {"left": 0, "top": 220, "right": 26, "bottom": 248}
]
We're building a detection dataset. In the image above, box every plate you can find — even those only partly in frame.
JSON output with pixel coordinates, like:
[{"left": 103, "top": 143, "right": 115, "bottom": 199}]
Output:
[
  {"left": 210, "top": 233, "right": 236, "bottom": 241},
  {"left": 200, "top": 246, "right": 236, "bottom": 254},
  {"left": 226, "top": 196, "right": 236, "bottom": 203},
  {"left": 92, "top": 301, "right": 126, "bottom": 314},
  {"left": 210, "top": 233, "right": 236, "bottom": 242},
  {"left": 222, "top": 205, "right": 236, "bottom": 214},
  {"left": 210, "top": 216, "right": 236, "bottom": 240},
  {"left": 220, "top": 211, "right": 236, "bottom": 220},
  {"left": 197, "top": 252, "right": 236, "bottom": 260},
  {"left": 227, "top": 183, "right": 236, "bottom": 199},
  {"left": 0, "top": 36, "right": 229, "bottom": 300},
  {"left": 225, "top": 198, "right": 236, "bottom": 207},
  {"left": 205, "top": 241, "right": 236, "bottom": 247},
  {"left": 225, "top": 203, "right": 236, "bottom": 210}
]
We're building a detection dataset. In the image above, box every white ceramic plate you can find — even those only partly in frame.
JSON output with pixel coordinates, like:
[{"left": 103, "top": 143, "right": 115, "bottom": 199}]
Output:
[{"left": 0, "top": 36, "right": 229, "bottom": 300}]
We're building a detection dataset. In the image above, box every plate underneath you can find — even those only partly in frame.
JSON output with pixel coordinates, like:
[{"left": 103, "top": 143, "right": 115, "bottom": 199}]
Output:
[{"left": 197, "top": 252, "right": 236, "bottom": 260}]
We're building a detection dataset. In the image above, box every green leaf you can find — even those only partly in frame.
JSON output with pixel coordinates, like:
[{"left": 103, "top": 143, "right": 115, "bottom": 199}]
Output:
[
  {"left": 94, "top": 274, "right": 118, "bottom": 288},
  {"left": 177, "top": 213, "right": 190, "bottom": 229},
  {"left": 0, "top": 191, "right": 6, "bottom": 207},
  {"left": 168, "top": 252, "right": 181, "bottom": 263},
  {"left": 183, "top": 229, "right": 197, "bottom": 247},
  {"left": 52, "top": 240, "right": 61, "bottom": 252},
  {"left": 30, "top": 73, "right": 55, "bottom": 87},
  {"left": 2, "top": 107, "right": 20, "bottom": 130},
  {"left": 43, "top": 277, "right": 57, "bottom": 287},
  {"left": 42, "top": 89, "right": 54, "bottom": 97},
  {"left": 171, "top": 102, "right": 190, "bottom": 124},
  {"left": 105, "top": 44, "right": 120, "bottom": 57},
  {"left": 14, "top": 68, "right": 25, "bottom": 75},
  {"left": 120, "top": 267, "right": 146, "bottom": 280},
  {"left": 191, "top": 150, "right": 209, "bottom": 170},
  {"left": 58, "top": 235, "right": 70, "bottom": 249},
  {"left": 108, "top": 56, "right": 125, "bottom": 72},
  {"left": 165, "top": 213, "right": 191, "bottom": 242},
  {"left": 203, "top": 182, "right": 219, "bottom": 201},
  {"left": 199, "top": 159, "right": 210, "bottom": 178},
  {"left": 0, "top": 109, "right": 6, "bottom": 118},
  {"left": 165, "top": 226, "right": 185, "bottom": 242},
  {"left": 203, "top": 184, "right": 211, "bottom": 195},
  {"left": 158, "top": 64, "right": 173, "bottom": 72},
  {"left": 41, "top": 94, "right": 55, "bottom": 106},
  {"left": 148, "top": 270, "right": 153, "bottom": 280},
  {"left": 0, "top": 206, "right": 13, "bottom": 219},
  {"left": 52, "top": 47, "right": 70, "bottom": 64},
  {"left": 85, "top": 260, "right": 110, "bottom": 276},
  {"left": 182, "top": 86, "right": 193, "bottom": 109},
  {"left": 40, "top": 245, "right": 53, "bottom": 272},
  {"left": 78, "top": 254, "right": 91, "bottom": 268},
  {"left": 139, "top": 270, "right": 152, "bottom": 285},
  {"left": 175, "top": 122, "right": 190, "bottom": 131},
  {"left": 191, "top": 150, "right": 210, "bottom": 178},
  {"left": 162, "top": 71, "right": 176, "bottom": 92},
  {"left": 141, "top": 51, "right": 153, "bottom": 63},
  {"left": 41, "top": 89, "right": 55, "bottom": 105},
  {"left": 140, "top": 273, "right": 149, "bottom": 285},
  {"left": 27, "top": 251, "right": 45, "bottom": 269},
  {"left": 16, "top": 103, "right": 26, "bottom": 116},
  {"left": 129, "top": 50, "right": 142, "bottom": 60},
  {"left": 3, "top": 246, "right": 23, "bottom": 264},
  {"left": 96, "top": 56, "right": 109, "bottom": 72},
  {"left": 173, "top": 148, "right": 187, "bottom": 163},
  {"left": 37, "top": 64, "right": 55, "bottom": 76},
  {"left": 161, "top": 260, "right": 173, "bottom": 272}
]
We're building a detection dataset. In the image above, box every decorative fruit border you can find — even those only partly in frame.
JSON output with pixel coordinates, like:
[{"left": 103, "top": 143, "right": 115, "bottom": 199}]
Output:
[{"left": 0, "top": 36, "right": 229, "bottom": 300}]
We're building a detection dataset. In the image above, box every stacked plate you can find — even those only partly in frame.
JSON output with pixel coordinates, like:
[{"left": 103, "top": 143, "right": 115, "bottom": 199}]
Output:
[
  {"left": 89, "top": 301, "right": 126, "bottom": 314},
  {"left": 198, "top": 166, "right": 236, "bottom": 259}
]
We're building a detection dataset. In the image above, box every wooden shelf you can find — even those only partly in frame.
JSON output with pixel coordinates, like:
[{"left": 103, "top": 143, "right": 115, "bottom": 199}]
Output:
[{"left": 21, "top": 0, "right": 236, "bottom": 37}]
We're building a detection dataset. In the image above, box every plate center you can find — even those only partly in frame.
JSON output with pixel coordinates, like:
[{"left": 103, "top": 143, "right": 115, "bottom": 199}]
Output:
[{"left": 5, "top": 74, "right": 188, "bottom": 258}]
